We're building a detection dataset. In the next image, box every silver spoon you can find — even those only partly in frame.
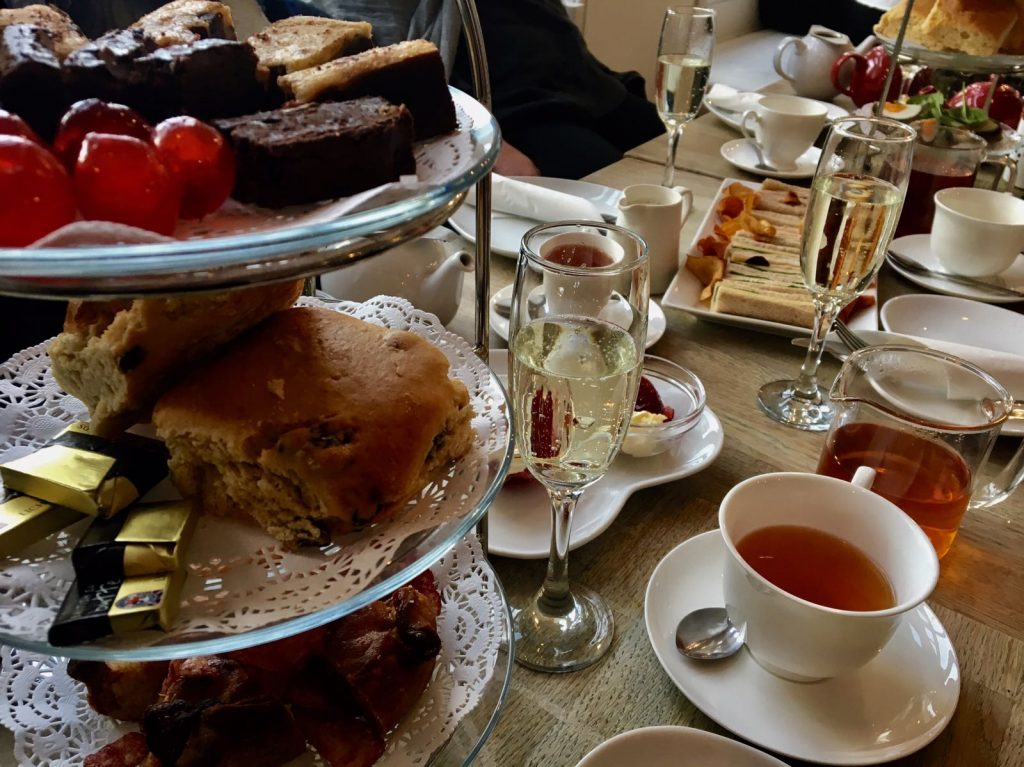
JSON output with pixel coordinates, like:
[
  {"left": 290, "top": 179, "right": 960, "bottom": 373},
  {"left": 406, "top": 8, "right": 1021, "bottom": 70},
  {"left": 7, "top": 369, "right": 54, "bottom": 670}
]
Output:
[
  {"left": 746, "top": 140, "right": 777, "bottom": 174},
  {"left": 675, "top": 607, "right": 746, "bottom": 660}
]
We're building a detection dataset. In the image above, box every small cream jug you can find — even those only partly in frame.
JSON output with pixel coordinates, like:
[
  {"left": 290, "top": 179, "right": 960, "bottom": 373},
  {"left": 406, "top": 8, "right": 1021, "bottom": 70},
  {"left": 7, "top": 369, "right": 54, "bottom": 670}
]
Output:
[
  {"left": 773, "top": 25, "right": 853, "bottom": 101},
  {"left": 617, "top": 184, "right": 693, "bottom": 294}
]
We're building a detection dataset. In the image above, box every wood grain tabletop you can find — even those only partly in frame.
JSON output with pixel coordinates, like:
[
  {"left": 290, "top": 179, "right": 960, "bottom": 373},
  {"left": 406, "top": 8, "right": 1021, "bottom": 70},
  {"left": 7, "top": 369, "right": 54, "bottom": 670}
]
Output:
[{"left": 462, "top": 109, "right": 1024, "bottom": 767}]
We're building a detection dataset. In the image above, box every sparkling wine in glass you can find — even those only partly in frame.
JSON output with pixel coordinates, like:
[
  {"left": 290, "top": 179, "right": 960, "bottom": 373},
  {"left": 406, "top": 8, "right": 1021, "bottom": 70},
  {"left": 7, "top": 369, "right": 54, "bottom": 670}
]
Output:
[
  {"left": 509, "top": 222, "right": 649, "bottom": 673},
  {"left": 656, "top": 7, "right": 714, "bottom": 187},
  {"left": 757, "top": 116, "right": 916, "bottom": 431}
]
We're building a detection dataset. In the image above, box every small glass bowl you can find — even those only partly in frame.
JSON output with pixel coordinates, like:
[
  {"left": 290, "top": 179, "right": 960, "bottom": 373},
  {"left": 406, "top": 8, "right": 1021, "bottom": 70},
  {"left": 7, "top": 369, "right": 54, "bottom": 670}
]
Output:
[{"left": 621, "top": 355, "right": 706, "bottom": 458}]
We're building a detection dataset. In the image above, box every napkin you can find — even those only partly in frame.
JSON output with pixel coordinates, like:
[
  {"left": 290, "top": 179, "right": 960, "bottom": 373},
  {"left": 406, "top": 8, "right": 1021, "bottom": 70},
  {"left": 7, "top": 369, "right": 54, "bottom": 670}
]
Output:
[
  {"left": 704, "top": 84, "right": 763, "bottom": 114},
  {"left": 903, "top": 334, "right": 1024, "bottom": 400},
  {"left": 463, "top": 174, "right": 605, "bottom": 222}
]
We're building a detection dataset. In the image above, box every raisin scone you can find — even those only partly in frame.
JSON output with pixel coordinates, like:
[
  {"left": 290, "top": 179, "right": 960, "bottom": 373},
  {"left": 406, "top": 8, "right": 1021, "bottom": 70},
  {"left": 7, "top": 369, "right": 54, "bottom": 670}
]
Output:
[
  {"left": 152, "top": 307, "right": 475, "bottom": 547},
  {"left": 48, "top": 280, "right": 303, "bottom": 437}
]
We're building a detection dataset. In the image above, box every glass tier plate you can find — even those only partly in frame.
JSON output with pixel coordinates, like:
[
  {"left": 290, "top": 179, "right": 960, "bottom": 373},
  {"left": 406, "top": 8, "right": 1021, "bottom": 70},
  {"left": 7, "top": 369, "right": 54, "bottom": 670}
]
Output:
[
  {"left": 0, "top": 534, "right": 513, "bottom": 767},
  {"left": 0, "top": 297, "right": 512, "bottom": 660},
  {"left": 878, "top": 33, "right": 1024, "bottom": 74},
  {"left": 0, "top": 88, "right": 498, "bottom": 297}
]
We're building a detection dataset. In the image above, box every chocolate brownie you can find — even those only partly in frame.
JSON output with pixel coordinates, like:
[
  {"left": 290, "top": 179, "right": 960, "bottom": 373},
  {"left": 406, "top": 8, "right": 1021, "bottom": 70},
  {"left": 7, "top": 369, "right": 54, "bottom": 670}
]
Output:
[
  {"left": 0, "top": 24, "right": 67, "bottom": 140},
  {"left": 213, "top": 98, "right": 416, "bottom": 208},
  {"left": 279, "top": 40, "right": 457, "bottom": 140},
  {"left": 62, "top": 29, "right": 162, "bottom": 116}
]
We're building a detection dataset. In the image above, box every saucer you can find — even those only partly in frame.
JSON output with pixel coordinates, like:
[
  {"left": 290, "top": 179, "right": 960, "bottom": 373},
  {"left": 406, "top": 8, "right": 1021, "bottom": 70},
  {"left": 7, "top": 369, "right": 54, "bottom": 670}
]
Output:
[
  {"left": 644, "top": 531, "right": 960, "bottom": 765},
  {"left": 881, "top": 293, "right": 1024, "bottom": 357},
  {"left": 720, "top": 139, "right": 820, "bottom": 180},
  {"left": 888, "top": 234, "right": 1024, "bottom": 305},
  {"left": 574, "top": 725, "right": 787, "bottom": 767},
  {"left": 488, "top": 284, "right": 667, "bottom": 350}
]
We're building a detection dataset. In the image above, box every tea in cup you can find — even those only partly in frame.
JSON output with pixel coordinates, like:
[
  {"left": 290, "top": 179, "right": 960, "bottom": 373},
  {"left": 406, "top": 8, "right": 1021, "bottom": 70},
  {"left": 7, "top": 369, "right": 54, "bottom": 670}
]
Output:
[
  {"left": 740, "top": 95, "right": 828, "bottom": 170},
  {"left": 539, "top": 231, "right": 625, "bottom": 316},
  {"left": 719, "top": 470, "right": 939, "bottom": 682},
  {"left": 930, "top": 187, "right": 1024, "bottom": 277}
]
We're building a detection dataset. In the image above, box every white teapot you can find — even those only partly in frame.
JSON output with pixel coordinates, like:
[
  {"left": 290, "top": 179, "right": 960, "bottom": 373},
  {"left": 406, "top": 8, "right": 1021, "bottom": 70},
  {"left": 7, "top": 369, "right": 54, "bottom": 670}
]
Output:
[
  {"left": 320, "top": 236, "right": 473, "bottom": 325},
  {"left": 773, "top": 25, "right": 853, "bottom": 101}
]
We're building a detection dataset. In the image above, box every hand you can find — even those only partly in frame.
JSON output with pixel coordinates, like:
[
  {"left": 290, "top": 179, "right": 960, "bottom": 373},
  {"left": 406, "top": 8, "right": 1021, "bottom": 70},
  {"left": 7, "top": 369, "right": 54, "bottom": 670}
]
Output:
[{"left": 494, "top": 140, "right": 541, "bottom": 177}]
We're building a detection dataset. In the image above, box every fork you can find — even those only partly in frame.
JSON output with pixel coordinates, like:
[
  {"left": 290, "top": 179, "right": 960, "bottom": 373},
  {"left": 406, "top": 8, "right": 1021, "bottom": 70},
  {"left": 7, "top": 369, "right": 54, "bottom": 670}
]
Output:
[{"left": 833, "top": 320, "right": 868, "bottom": 353}]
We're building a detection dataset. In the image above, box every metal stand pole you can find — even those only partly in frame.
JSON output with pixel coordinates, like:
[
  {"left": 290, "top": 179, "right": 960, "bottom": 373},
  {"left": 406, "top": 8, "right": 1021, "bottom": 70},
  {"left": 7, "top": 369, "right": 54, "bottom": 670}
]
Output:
[
  {"left": 876, "top": 0, "right": 915, "bottom": 118},
  {"left": 453, "top": 0, "right": 495, "bottom": 553}
]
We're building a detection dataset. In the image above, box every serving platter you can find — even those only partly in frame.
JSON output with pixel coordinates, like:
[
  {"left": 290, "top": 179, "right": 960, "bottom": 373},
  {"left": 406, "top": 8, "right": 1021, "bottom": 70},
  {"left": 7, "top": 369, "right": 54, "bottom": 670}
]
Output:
[
  {"left": 877, "top": 33, "right": 1024, "bottom": 74},
  {"left": 661, "top": 177, "right": 878, "bottom": 337},
  {"left": 0, "top": 88, "right": 499, "bottom": 297},
  {"left": 0, "top": 534, "right": 513, "bottom": 767},
  {"left": 0, "top": 297, "right": 513, "bottom": 661}
]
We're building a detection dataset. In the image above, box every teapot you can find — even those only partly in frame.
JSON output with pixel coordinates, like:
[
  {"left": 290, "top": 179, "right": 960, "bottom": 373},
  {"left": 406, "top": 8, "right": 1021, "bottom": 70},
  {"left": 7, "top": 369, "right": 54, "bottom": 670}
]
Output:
[
  {"left": 773, "top": 25, "right": 854, "bottom": 101},
  {"left": 820, "top": 346, "right": 1024, "bottom": 558},
  {"left": 830, "top": 45, "right": 902, "bottom": 106},
  {"left": 319, "top": 236, "right": 473, "bottom": 325}
]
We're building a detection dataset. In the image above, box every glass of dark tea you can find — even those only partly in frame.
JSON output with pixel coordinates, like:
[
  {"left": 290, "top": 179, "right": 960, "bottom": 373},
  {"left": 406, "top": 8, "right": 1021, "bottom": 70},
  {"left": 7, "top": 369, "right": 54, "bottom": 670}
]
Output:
[
  {"left": 819, "top": 345, "right": 1024, "bottom": 558},
  {"left": 894, "top": 122, "right": 1015, "bottom": 238}
]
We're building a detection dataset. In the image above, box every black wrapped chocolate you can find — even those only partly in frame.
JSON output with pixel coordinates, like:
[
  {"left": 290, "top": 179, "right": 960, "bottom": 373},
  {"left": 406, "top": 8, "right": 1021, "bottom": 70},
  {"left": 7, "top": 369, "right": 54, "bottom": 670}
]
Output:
[
  {"left": 73, "top": 500, "right": 195, "bottom": 582},
  {"left": 48, "top": 569, "right": 185, "bottom": 646},
  {"left": 0, "top": 422, "right": 168, "bottom": 517}
]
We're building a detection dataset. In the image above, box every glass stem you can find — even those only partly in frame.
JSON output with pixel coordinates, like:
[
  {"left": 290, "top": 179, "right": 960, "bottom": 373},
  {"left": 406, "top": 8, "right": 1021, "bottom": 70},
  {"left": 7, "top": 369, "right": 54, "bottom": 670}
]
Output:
[
  {"left": 793, "top": 301, "right": 841, "bottom": 401},
  {"left": 663, "top": 125, "right": 683, "bottom": 187},
  {"left": 537, "top": 487, "right": 583, "bottom": 615}
]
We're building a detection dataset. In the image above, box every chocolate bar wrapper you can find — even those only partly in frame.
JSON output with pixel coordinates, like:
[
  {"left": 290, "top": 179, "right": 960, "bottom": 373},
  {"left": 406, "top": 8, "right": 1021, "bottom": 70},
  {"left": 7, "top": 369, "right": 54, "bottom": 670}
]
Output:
[
  {"left": 0, "top": 422, "right": 168, "bottom": 517},
  {"left": 48, "top": 569, "right": 186, "bottom": 646},
  {"left": 73, "top": 500, "right": 196, "bottom": 582},
  {"left": 0, "top": 489, "right": 85, "bottom": 557}
]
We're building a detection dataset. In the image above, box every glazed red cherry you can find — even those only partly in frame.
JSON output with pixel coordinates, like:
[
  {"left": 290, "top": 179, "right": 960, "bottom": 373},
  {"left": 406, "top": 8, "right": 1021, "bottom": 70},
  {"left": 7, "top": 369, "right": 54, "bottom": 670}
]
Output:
[
  {"left": 53, "top": 99, "right": 153, "bottom": 170},
  {"left": 0, "top": 136, "right": 76, "bottom": 246},
  {"left": 153, "top": 116, "right": 235, "bottom": 219},
  {"left": 0, "top": 110, "right": 42, "bottom": 144},
  {"left": 74, "top": 133, "right": 179, "bottom": 235}
]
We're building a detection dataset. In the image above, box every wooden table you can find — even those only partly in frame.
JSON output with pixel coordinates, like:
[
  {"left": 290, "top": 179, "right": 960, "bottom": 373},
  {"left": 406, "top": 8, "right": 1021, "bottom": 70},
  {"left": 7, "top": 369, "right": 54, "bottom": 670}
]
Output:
[{"left": 463, "top": 111, "right": 1024, "bottom": 767}]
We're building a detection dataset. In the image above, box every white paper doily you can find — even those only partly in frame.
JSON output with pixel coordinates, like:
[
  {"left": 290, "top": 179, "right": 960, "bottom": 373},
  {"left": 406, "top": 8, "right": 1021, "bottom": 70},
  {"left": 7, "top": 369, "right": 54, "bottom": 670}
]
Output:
[
  {"left": 0, "top": 534, "right": 510, "bottom": 767},
  {"left": 0, "top": 296, "right": 511, "bottom": 658}
]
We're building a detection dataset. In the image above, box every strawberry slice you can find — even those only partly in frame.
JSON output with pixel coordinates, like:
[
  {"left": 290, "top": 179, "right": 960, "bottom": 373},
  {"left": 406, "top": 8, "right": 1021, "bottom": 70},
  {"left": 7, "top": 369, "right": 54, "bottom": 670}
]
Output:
[{"left": 635, "top": 376, "right": 674, "bottom": 420}]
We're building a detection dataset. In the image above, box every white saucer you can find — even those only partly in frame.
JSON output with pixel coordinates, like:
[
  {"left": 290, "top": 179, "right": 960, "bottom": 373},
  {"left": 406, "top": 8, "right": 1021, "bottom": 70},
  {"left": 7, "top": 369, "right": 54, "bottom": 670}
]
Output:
[
  {"left": 706, "top": 89, "right": 848, "bottom": 132},
  {"left": 574, "top": 725, "right": 787, "bottom": 767},
  {"left": 645, "top": 531, "right": 960, "bottom": 765},
  {"left": 720, "top": 139, "right": 820, "bottom": 180},
  {"left": 488, "top": 284, "right": 667, "bottom": 350},
  {"left": 488, "top": 346, "right": 723, "bottom": 558},
  {"left": 888, "top": 234, "right": 1024, "bottom": 305},
  {"left": 448, "top": 176, "right": 623, "bottom": 258}
]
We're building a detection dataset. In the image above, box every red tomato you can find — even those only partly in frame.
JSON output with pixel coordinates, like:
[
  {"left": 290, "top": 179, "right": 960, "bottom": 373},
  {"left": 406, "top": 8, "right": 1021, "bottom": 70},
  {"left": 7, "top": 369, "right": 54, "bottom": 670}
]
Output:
[
  {"left": 74, "top": 134, "right": 179, "bottom": 235},
  {"left": 53, "top": 99, "right": 153, "bottom": 170},
  {"left": 153, "top": 116, "right": 235, "bottom": 219},
  {"left": 946, "top": 82, "right": 1024, "bottom": 129},
  {"left": 0, "top": 136, "right": 76, "bottom": 246},
  {"left": 0, "top": 110, "right": 42, "bottom": 144}
]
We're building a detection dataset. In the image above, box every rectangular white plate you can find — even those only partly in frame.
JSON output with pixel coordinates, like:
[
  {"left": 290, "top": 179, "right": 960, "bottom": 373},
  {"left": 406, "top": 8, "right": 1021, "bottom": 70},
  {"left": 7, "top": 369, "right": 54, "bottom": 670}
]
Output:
[{"left": 661, "top": 177, "right": 878, "bottom": 337}]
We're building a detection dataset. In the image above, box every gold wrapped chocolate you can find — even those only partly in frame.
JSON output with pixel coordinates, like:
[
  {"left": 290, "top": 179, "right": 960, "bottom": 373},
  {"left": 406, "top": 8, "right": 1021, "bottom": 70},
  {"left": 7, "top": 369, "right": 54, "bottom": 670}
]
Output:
[
  {"left": 0, "top": 422, "right": 168, "bottom": 517},
  {"left": 73, "top": 500, "right": 196, "bottom": 582},
  {"left": 0, "top": 490, "right": 85, "bottom": 557},
  {"left": 48, "top": 569, "right": 186, "bottom": 646}
]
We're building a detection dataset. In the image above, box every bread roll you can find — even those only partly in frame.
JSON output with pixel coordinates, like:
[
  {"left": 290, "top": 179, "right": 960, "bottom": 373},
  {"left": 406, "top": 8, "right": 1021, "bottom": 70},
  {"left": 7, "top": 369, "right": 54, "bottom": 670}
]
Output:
[
  {"left": 919, "top": 0, "right": 1017, "bottom": 55},
  {"left": 48, "top": 281, "right": 303, "bottom": 436},
  {"left": 152, "top": 307, "right": 475, "bottom": 547}
]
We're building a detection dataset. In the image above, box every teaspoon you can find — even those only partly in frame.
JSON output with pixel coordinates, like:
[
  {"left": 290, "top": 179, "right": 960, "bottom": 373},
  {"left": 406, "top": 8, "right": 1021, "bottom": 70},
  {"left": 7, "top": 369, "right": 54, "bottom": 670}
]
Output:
[{"left": 675, "top": 607, "right": 745, "bottom": 660}]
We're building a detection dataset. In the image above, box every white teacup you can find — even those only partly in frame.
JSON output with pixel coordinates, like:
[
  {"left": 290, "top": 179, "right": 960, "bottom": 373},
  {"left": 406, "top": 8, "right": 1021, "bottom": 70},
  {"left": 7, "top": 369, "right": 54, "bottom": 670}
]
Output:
[
  {"left": 539, "top": 232, "right": 625, "bottom": 316},
  {"left": 618, "top": 184, "right": 693, "bottom": 294},
  {"left": 740, "top": 95, "right": 828, "bottom": 170},
  {"left": 931, "top": 187, "right": 1024, "bottom": 277},
  {"left": 719, "top": 469, "right": 939, "bottom": 682}
]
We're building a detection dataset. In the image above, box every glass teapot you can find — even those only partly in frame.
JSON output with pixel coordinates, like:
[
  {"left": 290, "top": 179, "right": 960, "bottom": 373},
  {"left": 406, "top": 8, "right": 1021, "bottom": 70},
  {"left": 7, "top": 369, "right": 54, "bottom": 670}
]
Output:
[{"left": 816, "top": 346, "right": 1024, "bottom": 558}]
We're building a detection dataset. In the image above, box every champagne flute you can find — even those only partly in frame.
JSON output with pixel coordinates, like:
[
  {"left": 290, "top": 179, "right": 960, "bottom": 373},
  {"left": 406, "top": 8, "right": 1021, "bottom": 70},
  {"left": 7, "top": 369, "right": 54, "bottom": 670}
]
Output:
[
  {"left": 509, "top": 222, "right": 649, "bottom": 673},
  {"left": 656, "top": 6, "right": 715, "bottom": 188},
  {"left": 757, "top": 116, "right": 917, "bottom": 431}
]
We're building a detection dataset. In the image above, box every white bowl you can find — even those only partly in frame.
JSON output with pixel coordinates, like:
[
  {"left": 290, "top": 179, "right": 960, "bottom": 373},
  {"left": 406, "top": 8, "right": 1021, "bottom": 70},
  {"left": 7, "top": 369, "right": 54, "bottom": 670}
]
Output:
[
  {"left": 621, "top": 356, "right": 706, "bottom": 458},
  {"left": 881, "top": 294, "right": 1024, "bottom": 356},
  {"left": 575, "top": 726, "right": 788, "bottom": 767}
]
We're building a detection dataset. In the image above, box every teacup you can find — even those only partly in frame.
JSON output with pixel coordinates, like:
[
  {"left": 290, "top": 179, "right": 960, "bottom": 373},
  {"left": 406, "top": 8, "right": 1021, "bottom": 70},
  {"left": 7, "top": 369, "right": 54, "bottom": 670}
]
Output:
[
  {"left": 539, "top": 231, "right": 625, "bottom": 316},
  {"left": 740, "top": 95, "right": 828, "bottom": 170},
  {"left": 931, "top": 187, "right": 1024, "bottom": 277},
  {"left": 719, "top": 470, "right": 939, "bottom": 682},
  {"left": 618, "top": 184, "right": 693, "bottom": 295}
]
